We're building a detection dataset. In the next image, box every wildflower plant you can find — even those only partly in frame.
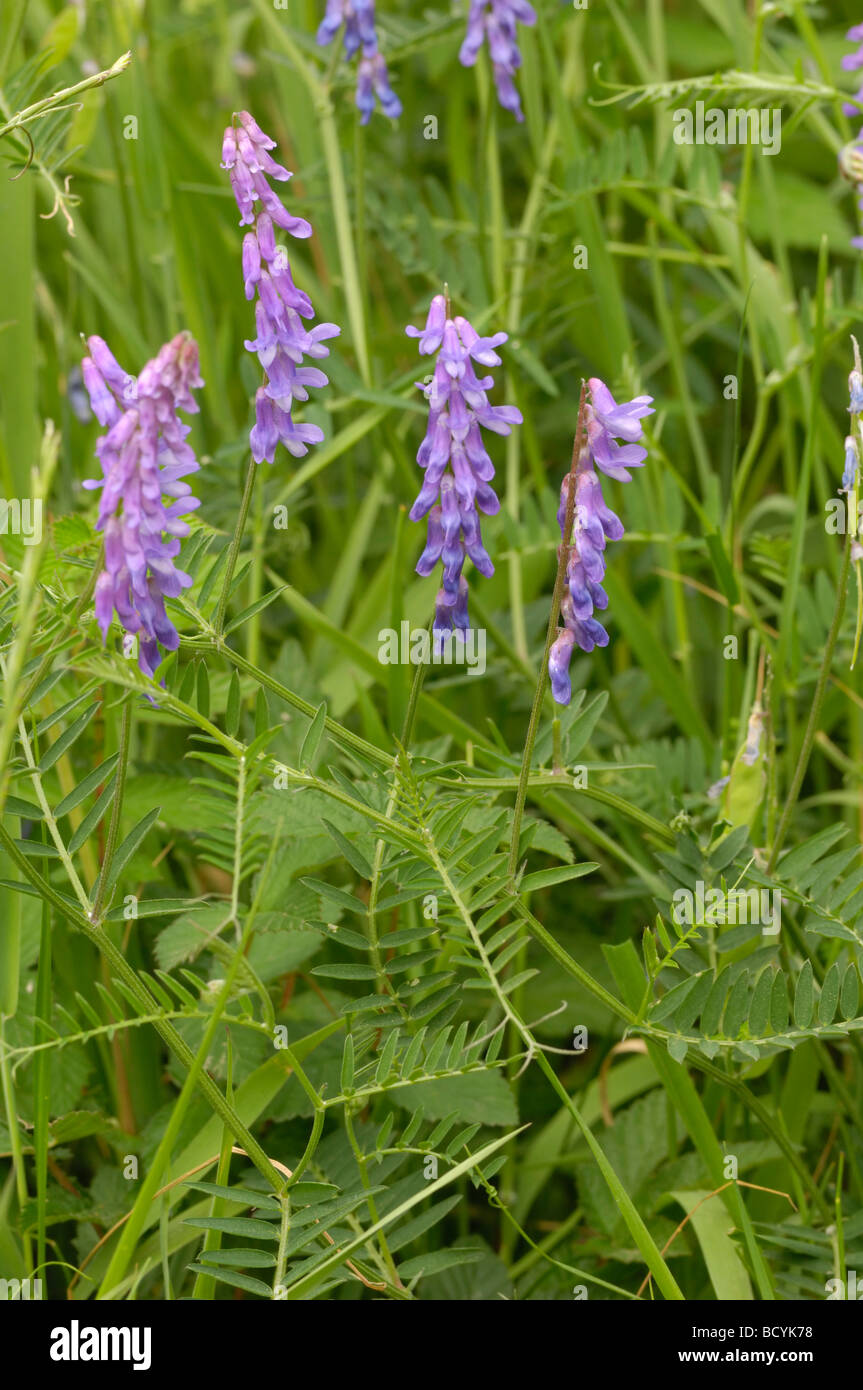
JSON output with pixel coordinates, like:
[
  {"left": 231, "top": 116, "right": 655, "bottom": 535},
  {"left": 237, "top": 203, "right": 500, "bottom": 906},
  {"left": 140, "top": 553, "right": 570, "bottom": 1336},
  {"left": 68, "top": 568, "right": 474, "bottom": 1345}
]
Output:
[
  {"left": 222, "top": 111, "right": 340, "bottom": 463},
  {"left": 406, "top": 292, "right": 521, "bottom": 636},
  {"left": 843, "top": 22, "right": 863, "bottom": 121},
  {"left": 459, "top": 0, "right": 536, "bottom": 121},
  {"left": 317, "top": 0, "right": 401, "bottom": 123},
  {"left": 840, "top": 26, "right": 863, "bottom": 247},
  {"left": 548, "top": 378, "right": 653, "bottom": 705},
  {"left": 81, "top": 332, "right": 203, "bottom": 678},
  {"left": 846, "top": 338, "right": 863, "bottom": 668},
  {"left": 4, "top": 0, "right": 863, "bottom": 1329}
]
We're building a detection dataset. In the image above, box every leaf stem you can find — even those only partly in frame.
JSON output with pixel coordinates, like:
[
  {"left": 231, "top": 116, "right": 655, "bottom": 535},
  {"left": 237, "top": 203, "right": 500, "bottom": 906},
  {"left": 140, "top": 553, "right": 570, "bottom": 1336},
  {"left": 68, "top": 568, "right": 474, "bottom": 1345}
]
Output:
[
  {"left": 96, "top": 904, "right": 277, "bottom": 1297},
  {"left": 214, "top": 455, "right": 258, "bottom": 636},
  {"left": 91, "top": 695, "right": 132, "bottom": 921},
  {"left": 768, "top": 530, "right": 853, "bottom": 871},
  {"left": 0, "top": 822, "right": 286, "bottom": 1201},
  {"left": 0, "top": 1017, "right": 32, "bottom": 1273},
  {"left": 507, "top": 385, "right": 587, "bottom": 878},
  {"left": 0, "top": 51, "right": 131, "bottom": 140}
]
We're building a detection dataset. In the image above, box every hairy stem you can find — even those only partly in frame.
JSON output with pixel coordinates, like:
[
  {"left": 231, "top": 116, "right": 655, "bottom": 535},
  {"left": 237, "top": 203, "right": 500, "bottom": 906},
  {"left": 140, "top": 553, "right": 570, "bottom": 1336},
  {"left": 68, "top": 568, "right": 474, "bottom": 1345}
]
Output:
[
  {"left": 91, "top": 695, "right": 132, "bottom": 920},
  {"left": 214, "top": 455, "right": 258, "bottom": 637},
  {"left": 507, "top": 384, "right": 587, "bottom": 878}
]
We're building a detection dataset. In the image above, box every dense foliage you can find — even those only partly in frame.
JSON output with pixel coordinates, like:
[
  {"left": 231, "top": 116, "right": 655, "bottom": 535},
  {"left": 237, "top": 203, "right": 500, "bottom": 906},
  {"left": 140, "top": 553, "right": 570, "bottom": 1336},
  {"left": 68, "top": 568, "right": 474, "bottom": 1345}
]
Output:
[{"left": 1, "top": 0, "right": 863, "bottom": 1303}]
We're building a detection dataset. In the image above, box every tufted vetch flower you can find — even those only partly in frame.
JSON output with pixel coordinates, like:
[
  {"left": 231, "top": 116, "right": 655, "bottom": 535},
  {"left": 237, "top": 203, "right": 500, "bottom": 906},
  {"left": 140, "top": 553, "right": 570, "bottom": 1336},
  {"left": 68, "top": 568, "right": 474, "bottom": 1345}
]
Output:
[
  {"left": 316, "top": 1, "right": 401, "bottom": 125},
  {"left": 406, "top": 292, "right": 521, "bottom": 638},
  {"left": 356, "top": 51, "right": 402, "bottom": 123},
  {"left": 222, "top": 111, "right": 340, "bottom": 462},
  {"left": 840, "top": 26, "right": 863, "bottom": 248},
  {"left": 459, "top": 0, "right": 537, "bottom": 122},
  {"left": 842, "top": 23, "right": 863, "bottom": 117},
  {"left": 548, "top": 377, "right": 654, "bottom": 706},
  {"left": 81, "top": 333, "right": 203, "bottom": 680},
  {"left": 317, "top": 0, "right": 376, "bottom": 57}
]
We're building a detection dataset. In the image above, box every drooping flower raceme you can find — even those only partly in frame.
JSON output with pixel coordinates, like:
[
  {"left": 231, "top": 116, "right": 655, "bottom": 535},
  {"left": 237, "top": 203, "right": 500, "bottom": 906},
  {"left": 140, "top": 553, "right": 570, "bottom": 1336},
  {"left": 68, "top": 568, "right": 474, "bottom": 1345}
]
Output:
[
  {"left": 221, "top": 111, "right": 340, "bottom": 463},
  {"left": 356, "top": 51, "right": 402, "bottom": 124},
  {"left": 406, "top": 293, "right": 522, "bottom": 636},
  {"left": 842, "top": 23, "right": 863, "bottom": 118},
  {"left": 840, "top": 25, "right": 863, "bottom": 248},
  {"left": 459, "top": 0, "right": 536, "bottom": 122},
  {"left": 846, "top": 344, "right": 863, "bottom": 668},
  {"left": 82, "top": 333, "right": 203, "bottom": 679},
  {"left": 548, "top": 378, "right": 654, "bottom": 706},
  {"left": 317, "top": 1, "right": 401, "bottom": 124},
  {"left": 317, "top": 0, "right": 376, "bottom": 55}
]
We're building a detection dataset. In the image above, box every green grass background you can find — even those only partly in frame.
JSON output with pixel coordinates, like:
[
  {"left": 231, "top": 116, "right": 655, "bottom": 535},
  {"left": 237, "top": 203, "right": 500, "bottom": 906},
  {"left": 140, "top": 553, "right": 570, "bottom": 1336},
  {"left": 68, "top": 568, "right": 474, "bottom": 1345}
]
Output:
[{"left": 1, "top": 0, "right": 863, "bottom": 1302}]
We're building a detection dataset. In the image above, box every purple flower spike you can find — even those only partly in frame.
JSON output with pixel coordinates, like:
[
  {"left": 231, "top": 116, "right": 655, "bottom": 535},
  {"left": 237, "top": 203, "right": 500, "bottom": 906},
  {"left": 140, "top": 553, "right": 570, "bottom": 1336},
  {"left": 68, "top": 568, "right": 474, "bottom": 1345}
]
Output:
[
  {"left": 317, "top": 1, "right": 401, "bottom": 124},
  {"left": 840, "top": 27, "right": 863, "bottom": 246},
  {"left": 82, "top": 333, "right": 203, "bottom": 680},
  {"left": 843, "top": 24, "right": 863, "bottom": 116},
  {"left": 407, "top": 293, "right": 521, "bottom": 636},
  {"left": 223, "top": 112, "right": 339, "bottom": 463},
  {"left": 459, "top": 0, "right": 537, "bottom": 122},
  {"left": 548, "top": 377, "right": 654, "bottom": 705}
]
